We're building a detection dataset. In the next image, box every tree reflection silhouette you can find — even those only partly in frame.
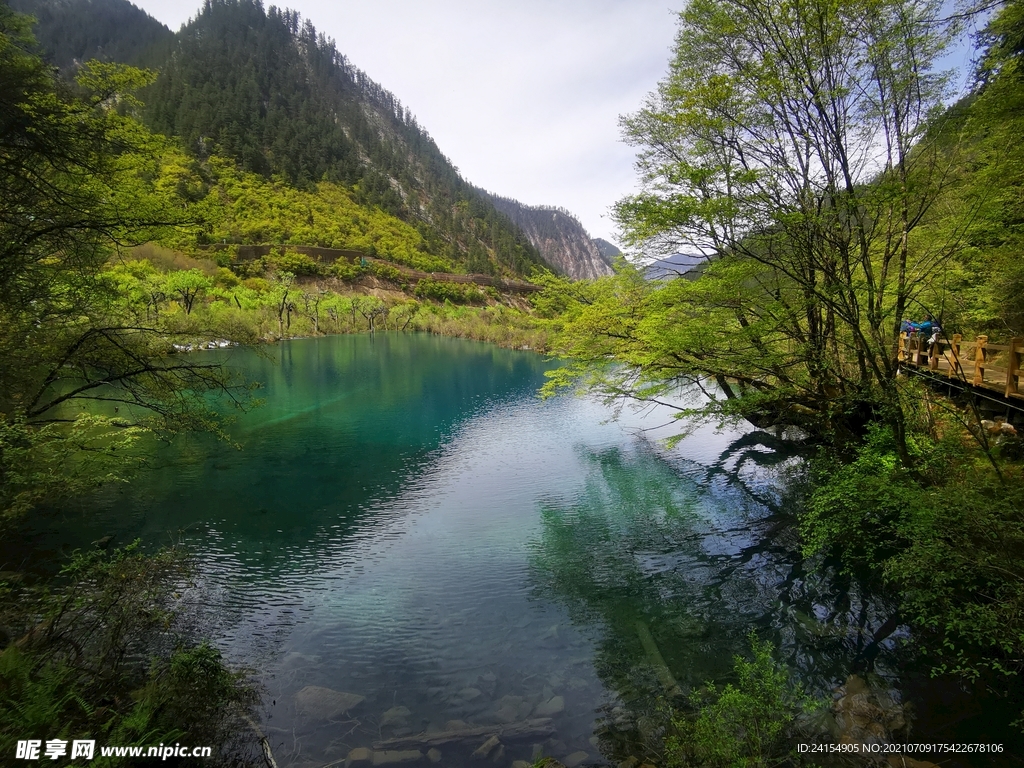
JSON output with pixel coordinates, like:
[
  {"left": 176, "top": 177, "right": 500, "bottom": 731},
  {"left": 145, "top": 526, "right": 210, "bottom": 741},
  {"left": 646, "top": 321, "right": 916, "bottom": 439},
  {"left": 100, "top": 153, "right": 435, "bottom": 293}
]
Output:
[{"left": 527, "top": 435, "right": 901, "bottom": 758}]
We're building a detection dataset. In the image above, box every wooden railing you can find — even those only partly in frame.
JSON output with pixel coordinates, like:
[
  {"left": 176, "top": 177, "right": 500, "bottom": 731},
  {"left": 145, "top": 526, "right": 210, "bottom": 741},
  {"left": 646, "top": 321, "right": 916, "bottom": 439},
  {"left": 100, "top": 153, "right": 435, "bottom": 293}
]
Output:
[{"left": 899, "top": 332, "right": 1024, "bottom": 399}]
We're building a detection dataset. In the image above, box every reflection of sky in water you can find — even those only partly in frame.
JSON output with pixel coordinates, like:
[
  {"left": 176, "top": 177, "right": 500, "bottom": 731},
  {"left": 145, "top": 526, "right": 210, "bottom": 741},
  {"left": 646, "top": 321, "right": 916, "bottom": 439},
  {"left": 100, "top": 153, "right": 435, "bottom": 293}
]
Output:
[{"left": 9, "top": 335, "right": 924, "bottom": 766}]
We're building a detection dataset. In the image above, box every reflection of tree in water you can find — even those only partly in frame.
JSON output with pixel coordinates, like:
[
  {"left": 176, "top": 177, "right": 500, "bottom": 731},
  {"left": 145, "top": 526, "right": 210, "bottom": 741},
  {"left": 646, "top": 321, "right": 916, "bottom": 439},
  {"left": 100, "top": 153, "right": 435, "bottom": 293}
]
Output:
[{"left": 527, "top": 432, "right": 901, "bottom": 757}]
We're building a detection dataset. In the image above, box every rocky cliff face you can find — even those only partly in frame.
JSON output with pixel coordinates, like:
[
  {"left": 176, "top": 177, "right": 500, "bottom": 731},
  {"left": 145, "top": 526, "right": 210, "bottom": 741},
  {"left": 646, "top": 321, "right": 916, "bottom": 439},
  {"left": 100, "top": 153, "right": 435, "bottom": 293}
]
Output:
[{"left": 481, "top": 194, "right": 616, "bottom": 280}]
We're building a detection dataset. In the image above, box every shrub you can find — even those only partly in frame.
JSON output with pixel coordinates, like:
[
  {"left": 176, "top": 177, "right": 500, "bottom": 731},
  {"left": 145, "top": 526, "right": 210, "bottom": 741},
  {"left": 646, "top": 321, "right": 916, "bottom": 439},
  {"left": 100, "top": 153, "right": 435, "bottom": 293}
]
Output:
[
  {"left": 803, "top": 422, "right": 1024, "bottom": 692},
  {"left": 414, "top": 278, "right": 486, "bottom": 305},
  {"left": 0, "top": 544, "right": 259, "bottom": 765},
  {"left": 665, "top": 633, "right": 811, "bottom": 768},
  {"left": 366, "top": 261, "right": 406, "bottom": 285},
  {"left": 267, "top": 250, "right": 321, "bottom": 276},
  {"left": 327, "top": 260, "right": 366, "bottom": 282}
]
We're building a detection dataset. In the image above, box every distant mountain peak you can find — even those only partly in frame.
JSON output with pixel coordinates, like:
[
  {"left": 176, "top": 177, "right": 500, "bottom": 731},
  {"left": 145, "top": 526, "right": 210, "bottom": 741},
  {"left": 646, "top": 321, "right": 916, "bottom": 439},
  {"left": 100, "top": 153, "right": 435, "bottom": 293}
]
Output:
[
  {"left": 479, "top": 193, "right": 615, "bottom": 280},
  {"left": 644, "top": 252, "right": 705, "bottom": 281},
  {"left": 593, "top": 238, "right": 621, "bottom": 262}
]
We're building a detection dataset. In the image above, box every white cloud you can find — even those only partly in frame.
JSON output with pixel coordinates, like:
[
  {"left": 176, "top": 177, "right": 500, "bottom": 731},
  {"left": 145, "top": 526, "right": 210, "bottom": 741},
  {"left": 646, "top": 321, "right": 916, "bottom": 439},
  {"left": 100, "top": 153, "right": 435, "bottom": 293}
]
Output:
[{"left": 130, "top": 0, "right": 681, "bottom": 244}]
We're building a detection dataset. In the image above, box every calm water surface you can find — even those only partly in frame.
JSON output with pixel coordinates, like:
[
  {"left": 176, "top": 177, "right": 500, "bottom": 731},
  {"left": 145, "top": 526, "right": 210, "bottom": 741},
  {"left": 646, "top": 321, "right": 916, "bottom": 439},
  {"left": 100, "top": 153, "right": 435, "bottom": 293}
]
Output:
[{"left": 13, "top": 334, "right": 1008, "bottom": 766}]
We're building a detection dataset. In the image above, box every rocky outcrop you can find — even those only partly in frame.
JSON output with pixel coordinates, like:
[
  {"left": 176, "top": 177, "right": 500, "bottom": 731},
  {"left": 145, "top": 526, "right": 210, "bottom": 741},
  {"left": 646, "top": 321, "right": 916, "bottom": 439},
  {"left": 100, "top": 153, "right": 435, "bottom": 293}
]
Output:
[
  {"left": 480, "top": 193, "right": 616, "bottom": 280},
  {"left": 593, "top": 238, "right": 622, "bottom": 263}
]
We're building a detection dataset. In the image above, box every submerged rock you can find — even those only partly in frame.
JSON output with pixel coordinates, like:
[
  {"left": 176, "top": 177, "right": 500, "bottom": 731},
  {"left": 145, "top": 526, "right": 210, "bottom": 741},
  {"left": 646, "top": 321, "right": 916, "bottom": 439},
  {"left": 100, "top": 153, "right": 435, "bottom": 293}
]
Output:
[
  {"left": 294, "top": 686, "right": 365, "bottom": 720},
  {"left": 534, "top": 696, "right": 564, "bottom": 717},
  {"left": 426, "top": 748, "right": 442, "bottom": 763},
  {"left": 458, "top": 687, "right": 483, "bottom": 701},
  {"left": 540, "top": 624, "right": 559, "bottom": 640},
  {"left": 280, "top": 651, "right": 319, "bottom": 669},
  {"left": 493, "top": 695, "right": 532, "bottom": 724},
  {"left": 563, "top": 752, "right": 588, "bottom": 768},
  {"left": 832, "top": 674, "right": 908, "bottom": 746},
  {"left": 347, "top": 747, "right": 373, "bottom": 766},
  {"left": 380, "top": 706, "right": 412, "bottom": 727},
  {"left": 372, "top": 750, "right": 422, "bottom": 765},
  {"left": 472, "top": 735, "right": 501, "bottom": 759}
]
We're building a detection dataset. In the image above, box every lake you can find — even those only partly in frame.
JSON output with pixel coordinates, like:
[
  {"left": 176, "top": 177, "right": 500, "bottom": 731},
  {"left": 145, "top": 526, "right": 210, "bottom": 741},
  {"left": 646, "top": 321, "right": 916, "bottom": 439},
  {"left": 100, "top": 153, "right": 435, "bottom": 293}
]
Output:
[{"left": 10, "top": 333, "right": 1011, "bottom": 767}]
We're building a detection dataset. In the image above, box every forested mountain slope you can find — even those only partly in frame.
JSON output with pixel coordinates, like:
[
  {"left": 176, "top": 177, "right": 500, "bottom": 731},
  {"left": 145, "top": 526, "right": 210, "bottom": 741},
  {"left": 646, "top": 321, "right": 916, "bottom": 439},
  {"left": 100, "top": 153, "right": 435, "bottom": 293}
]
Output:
[
  {"left": 481, "top": 193, "right": 615, "bottom": 279},
  {"left": 146, "top": 0, "right": 549, "bottom": 277},
  {"left": 15, "top": 0, "right": 625, "bottom": 279},
  {"left": 8, "top": 0, "right": 172, "bottom": 69}
]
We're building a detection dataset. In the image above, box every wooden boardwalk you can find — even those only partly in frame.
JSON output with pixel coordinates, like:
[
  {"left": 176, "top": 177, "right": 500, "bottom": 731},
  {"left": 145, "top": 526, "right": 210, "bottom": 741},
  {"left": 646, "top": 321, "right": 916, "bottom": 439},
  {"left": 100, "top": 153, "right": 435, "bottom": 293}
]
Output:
[{"left": 898, "top": 332, "right": 1024, "bottom": 403}]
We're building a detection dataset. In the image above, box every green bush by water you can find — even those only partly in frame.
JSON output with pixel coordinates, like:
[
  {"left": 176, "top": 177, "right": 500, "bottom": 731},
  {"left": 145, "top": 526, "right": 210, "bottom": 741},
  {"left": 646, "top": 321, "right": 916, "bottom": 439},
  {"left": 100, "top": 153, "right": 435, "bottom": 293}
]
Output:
[
  {"left": 803, "top": 420, "right": 1024, "bottom": 708},
  {"left": 0, "top": 544, "right": 259, "bottom": 766},
  {"left": 664, "top": 633, "right": 814, "bottom": 768}
]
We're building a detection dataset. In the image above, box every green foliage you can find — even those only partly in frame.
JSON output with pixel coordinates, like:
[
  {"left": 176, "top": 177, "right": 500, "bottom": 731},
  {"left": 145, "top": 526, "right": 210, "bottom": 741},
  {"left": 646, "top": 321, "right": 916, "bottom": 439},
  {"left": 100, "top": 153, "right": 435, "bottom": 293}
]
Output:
[
  {"left": 328, "top": 260, "right": 367, "bottom": 282},
  {"left": 0, "top": 8, "right": 255, "bottom": 519},
  {"left": 801, "top": 424, "right": 936, "bottom": 571},
  {"left": 155, "top": 152, "right": 456, "bottom": 272},
  {"left": 408, "top": 302, "right": 547, "bottom": 349},
  {"left": 803, "top": 423, "right": 1024, "bottom": 687},
  {"left": 546, "top": 0, "right": 958, "bottom": 463},
  {"left": 665, "top": 633, "right": 810, "bottom": 768},
  {"left": 0, "top": 412, "right": 146, "bottom": 522},
  {"left": 0, "top": 544, "right": 258, "bottom": 765},
  {"left": 414, "top": 278, "right": 486, "bottom": 305},
  {"left": 9, "top": 0, "right": 173, "bottom": 72},
  {"left": 539, "top": 0, "right": 1024, "bottom": 730},
  {"left": 266, "top": 250, "right": 322, "bottom": 277},
  {"left": 905, "top": 0, "right": 1024, "bottom": 336},
  {"left": 366, "top": 261, "right": 407, "bottom": 285},
  {"left": 164, "top": 268, "right": 213, "bottom": 314}
]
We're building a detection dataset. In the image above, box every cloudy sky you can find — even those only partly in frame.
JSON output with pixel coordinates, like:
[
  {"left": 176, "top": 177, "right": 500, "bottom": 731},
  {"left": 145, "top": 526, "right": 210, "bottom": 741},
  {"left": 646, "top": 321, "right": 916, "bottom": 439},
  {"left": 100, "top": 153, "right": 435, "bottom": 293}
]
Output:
[{"left": 129, "top": 0, "right": 683, "bottom": 245}]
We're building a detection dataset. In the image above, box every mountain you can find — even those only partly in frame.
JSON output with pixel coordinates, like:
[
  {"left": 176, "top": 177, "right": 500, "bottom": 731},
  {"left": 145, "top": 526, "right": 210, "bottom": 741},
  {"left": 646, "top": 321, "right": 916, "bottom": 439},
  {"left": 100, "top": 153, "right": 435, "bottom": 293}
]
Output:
[
  {"left": 593, "top": 238, "right": 621, "bottom": 263},
  {"left": 143, "top": 0, "right": 553, "bottom": 277},
  {"left": 644, "top": 252, "right": 705, "bottom": 280},
  {"left": 15, "top": 0, "right": 612, "bottom": 281},
  {"left": 8, "top": 0, "right": 172, "bottom": 70},
  {"left": 480, "top": 194, "right": 615, "bottom": 280}
]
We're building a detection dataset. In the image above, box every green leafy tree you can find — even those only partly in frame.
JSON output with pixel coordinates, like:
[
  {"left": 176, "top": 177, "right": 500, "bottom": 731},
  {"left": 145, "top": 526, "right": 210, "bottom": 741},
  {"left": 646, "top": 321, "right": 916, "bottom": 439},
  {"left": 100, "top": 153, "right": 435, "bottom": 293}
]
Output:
[
  {"left": 164, "top": 268, "right": 213, "bottom": 315},
  {"left": 352, "top": 295, "right": 387, "bottom": 333},
  {"left": 555, "top": 0, "right": 958, "bottom": 460},
  {"left": 0, "top": 6, "right": 252, "bottom": 520}
]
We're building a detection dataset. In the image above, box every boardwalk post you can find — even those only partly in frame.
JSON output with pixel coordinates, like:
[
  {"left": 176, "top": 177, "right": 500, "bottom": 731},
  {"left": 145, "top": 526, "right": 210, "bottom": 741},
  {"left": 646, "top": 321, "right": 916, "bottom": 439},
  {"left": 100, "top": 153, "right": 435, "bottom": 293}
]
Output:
[
  {"left": 948, "top": 334, "right": 962, "bottom": 379},
  {"left": 1007, "top": 337, "right": 1023, "bottom": 397},
  {"left": 974, "top": 335, "right": 988, "bottom": 387},
  {"left": 928, "top": 335, "right": 940, "bottom": 371},
  {"left": 898, "top": 332, "right": 907, "bottom": 362}
]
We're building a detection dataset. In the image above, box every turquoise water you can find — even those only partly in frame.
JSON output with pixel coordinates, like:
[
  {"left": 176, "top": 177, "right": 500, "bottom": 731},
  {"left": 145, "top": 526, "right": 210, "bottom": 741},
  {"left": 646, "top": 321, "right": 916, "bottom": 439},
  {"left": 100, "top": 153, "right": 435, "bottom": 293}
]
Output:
[{"left": 10, "top": 333, "right": 1006, "bottom": 766}]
